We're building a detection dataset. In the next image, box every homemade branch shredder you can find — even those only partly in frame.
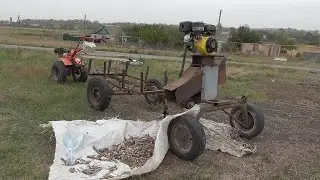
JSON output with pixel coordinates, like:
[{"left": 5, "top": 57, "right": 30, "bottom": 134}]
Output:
[
  {"left": 163, "top": 21, "right": 264, "bottom": 160},
  {"left": 85, "top": 21, "right": 265, "bottom": 161}
]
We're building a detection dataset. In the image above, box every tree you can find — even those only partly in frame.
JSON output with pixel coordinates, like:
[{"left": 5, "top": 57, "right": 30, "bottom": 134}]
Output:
[
  {"left": 227, "top": 25, "right": 261, "bottom": 50},
  {"left": 228, "top": 25, "right": 261, "bottom": 43},
  {"left": 277, "top": 37, "right": 296, "bottom": 51},
  {"left": 303, "top": 32, "right": 320, "bottom": 45},
  {"left": 123, "top": 23, "right": 184, "bottom": 49}
]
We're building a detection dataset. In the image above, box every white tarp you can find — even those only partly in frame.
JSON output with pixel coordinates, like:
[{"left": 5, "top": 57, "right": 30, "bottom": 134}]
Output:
[
  {"left": 44, "top": 105, "right": 256, "bottom": 180},
  {"left": 83, "top": 41, "right": 96, "bottom": 48}
]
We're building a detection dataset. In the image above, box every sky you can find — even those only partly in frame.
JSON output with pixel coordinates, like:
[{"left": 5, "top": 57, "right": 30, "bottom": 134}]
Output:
[{"left": 1, "top": 0, "right": 319, "bottom": 30}]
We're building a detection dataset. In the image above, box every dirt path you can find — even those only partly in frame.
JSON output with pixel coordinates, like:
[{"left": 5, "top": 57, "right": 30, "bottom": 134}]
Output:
[
  {"left": 0, "top": 43, "right": 185, "bottom": 61},
  {"left": 1, "top": 43, "right": 320, "bottom": 73},
  {"left": 230, "top": 61, "right": 320, "bottom": 72}
]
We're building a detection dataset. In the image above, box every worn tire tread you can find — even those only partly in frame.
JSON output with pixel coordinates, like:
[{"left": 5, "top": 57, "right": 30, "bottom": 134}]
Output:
[
  {"left": 87, "top": 77, "right": 111, "bottom": 111},
  {"left": 168, "top": 115, "right": 206, "bottom": 160}
]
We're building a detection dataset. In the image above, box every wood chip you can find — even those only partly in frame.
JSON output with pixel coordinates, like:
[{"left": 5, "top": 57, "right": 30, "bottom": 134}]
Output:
[{"left": 91, "top": 134, "right": 155, "bottom": 168}]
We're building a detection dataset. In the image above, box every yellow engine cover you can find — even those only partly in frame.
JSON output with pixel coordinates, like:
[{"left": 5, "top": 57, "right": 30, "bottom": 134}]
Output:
[{"left": 194, "top": 36, "right": 209, "bottom": 55}]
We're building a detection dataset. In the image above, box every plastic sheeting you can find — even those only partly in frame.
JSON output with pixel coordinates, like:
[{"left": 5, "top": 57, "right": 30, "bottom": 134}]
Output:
[{"left": 44, "top": 105, "right": 256, "bottom": 180}]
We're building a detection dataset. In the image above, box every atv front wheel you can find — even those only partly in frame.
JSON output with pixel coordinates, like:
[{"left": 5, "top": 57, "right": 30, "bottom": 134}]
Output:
[
  {"left": 168, "top": 115, "right": 206, "bottom": 160},
  {"left": 51, "top": 60, "right": 67, "bottom": 84},
  {"left": 72, "top": 66, "right": 88, "bottom": 83},
  {"left": 87, "top": 77, "right": 111, "bottom": 111}
]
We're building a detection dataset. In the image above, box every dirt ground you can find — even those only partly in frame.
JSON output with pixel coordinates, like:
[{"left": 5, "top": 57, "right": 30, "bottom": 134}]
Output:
[{"left": 88, "top": 73, "right": 320, "bottom": 180}]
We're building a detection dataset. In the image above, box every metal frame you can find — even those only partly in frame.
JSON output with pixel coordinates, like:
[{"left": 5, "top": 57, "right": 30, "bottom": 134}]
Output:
[
  {"left": 84, "top": 55, "right": 169, "bottom": 116},
  {"left": 165, "top": 51, "right": 250, "bottom": 123},
  {"left": 86, "top": 57, "right": 167, "bottom": 94},
  {"left": 83, "top": 54, "right": 248, "bottom": 122},
  {"left": 198, "top": 95, "right": 249, "bottom": 124}
]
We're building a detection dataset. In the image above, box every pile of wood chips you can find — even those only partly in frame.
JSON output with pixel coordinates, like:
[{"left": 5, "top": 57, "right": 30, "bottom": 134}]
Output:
[{"left": 90, "top": 134, "right": 155, "bottom": 169}]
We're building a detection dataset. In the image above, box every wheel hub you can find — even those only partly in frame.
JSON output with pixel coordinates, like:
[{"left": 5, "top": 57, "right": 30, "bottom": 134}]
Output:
[
  {"left": 92, "top": 87, "right": 101, "bottom": 102},
  {"left": 52, "top": 68, "right": 59, "bottom": 81},
  {"left": 172, "top": 122, "right": 193, "bottom": 153},
  {"left": 235, "top": 110, "right": 254, "bottom": 130},
  {"left": 146, "top": 85, "right": 158, "bottom": 101},
  {"left": 73, "top": 68, "right": 81, "bottom": 78}
]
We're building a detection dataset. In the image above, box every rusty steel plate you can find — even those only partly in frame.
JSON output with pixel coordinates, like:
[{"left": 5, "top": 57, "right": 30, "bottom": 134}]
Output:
[{"left": 163, "top": 66, "right": 202, "bottom": 91}]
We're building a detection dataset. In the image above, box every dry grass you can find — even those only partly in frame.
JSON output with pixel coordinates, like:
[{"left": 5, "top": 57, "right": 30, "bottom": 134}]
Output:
[
  {"left": 14, "top": 64, "right": 48, "bottom": 77},
  {"left": 227, "top": 66, "right": 254, "bottom": 79},
  {"left": 0, "top": 26, "right": 81, "bottom": 37},
  {"left": 0, "top": 34, "right": 184, "bottom": 56},
  {"left": 0, "top": 26, "right": 183, "bottom": 56},
  {"left": 0, "top": 35, "right": 70, "bottom": 47},
  {"left": 2, "top": 26, "right": 320, "bottom": 69}
]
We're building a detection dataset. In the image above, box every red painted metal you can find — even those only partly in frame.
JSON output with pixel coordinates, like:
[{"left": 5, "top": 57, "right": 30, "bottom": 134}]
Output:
[{"left": 57, "top": 38, "right": 85, "bottom": 66}]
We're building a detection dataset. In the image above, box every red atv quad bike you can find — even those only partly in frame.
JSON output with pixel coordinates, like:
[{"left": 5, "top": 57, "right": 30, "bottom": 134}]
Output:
[{"left": 51, "top": 38, "right": 93, "bottom": 84}]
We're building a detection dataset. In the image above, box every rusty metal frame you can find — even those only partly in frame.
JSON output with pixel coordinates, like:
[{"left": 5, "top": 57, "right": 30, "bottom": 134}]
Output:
[
  {"left": 198, "top": 96, "right": 249, "bottom": 125},
  {"left": 86, "top": 57, "right": 167, "bottom": 100},
  {"left": 85, "top": 56, "right": 247, "bottom": 121}
]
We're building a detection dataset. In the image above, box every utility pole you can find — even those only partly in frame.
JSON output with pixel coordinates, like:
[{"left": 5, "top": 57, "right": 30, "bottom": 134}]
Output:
[
  {"left": 217, "top": 9, "right": 222, "bottom": 36},
  {"left": 218, "top": 10, "right": 222, "bottom": 26},
  {"left": 17, "top": 15, "right": 21, "bottom": 51},
  {"left": 217, "top": 10, "right": 223, "bottom": 53},
  {"left": 83, "top": 14, "right": 86, "bottom": 34}
]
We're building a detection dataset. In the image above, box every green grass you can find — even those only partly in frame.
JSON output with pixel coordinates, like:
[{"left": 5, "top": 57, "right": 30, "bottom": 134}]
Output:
[
  {"left": 219, "top": 77, "right": 267, "bottom": 101},
  {"left": 0, "top": 49, "right": 313, "bottom": 179},
  {"left": 0, "top": 50, "right": 98, "bottom": 179},
  {"left": 0, "top": 49, "right": 187, "bottom": 179}
]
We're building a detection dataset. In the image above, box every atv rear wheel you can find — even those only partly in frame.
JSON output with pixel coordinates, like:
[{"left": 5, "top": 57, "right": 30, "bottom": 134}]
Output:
[
  {"left": 229, "top": 104, "right": 265, "bottom": 140},
  {"left": 144, "top": 79, "right": 163, "bottom": 105},
  {"left": 51, "top": 60, "right": 67, "bottom": 84},
  {"left": 72, "top": 66, "right": 88, "bottom": 83},
  {"left": 168, "top": 115, "right": 206, "bottom": 160},
  {"left": 87, "top": 77, "right": 111, "bottom": 111}
]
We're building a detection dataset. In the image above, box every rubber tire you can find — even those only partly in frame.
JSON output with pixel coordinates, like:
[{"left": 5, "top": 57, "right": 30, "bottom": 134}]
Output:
[
  {"left": 168, "top": 115, "right": 206, "bottom": 160},
  {"left": 72, "top": 66, "right": 88, "bottom": 83},
  {"left": 144, "top": 79, "right": 163, "bottom": 105},
  {"left": 229, "top": 104, "right": 265, "bottom": 140},
  {"left": 51, "top": 60, "right": 67, "bottom": 84},
  {"left": 87, "top": 77, "right": 111, "bottom": 111}
]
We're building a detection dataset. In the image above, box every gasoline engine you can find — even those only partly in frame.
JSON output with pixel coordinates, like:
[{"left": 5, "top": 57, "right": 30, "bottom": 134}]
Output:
[{"left": 179, "top": 21, "right": 218, "bottom": 56}]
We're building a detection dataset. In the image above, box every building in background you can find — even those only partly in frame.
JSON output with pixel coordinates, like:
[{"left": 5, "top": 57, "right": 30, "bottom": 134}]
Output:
[
  {"left": 239, "top": 42, "right": 320, "bottom": 61},
  {"left": 240, "top": 43, "right": 280, "bottom": 57},
  {"left": 85, "top": 25, "right": 127, "bottom": 44},
  {"left": 63, "top": 25, "right": 127, "bottom": 44}
]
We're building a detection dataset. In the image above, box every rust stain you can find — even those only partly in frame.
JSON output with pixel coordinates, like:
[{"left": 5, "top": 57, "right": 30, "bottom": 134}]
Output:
[{"left": 163, "top": 66, "right": 202, "bottom": 91}]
